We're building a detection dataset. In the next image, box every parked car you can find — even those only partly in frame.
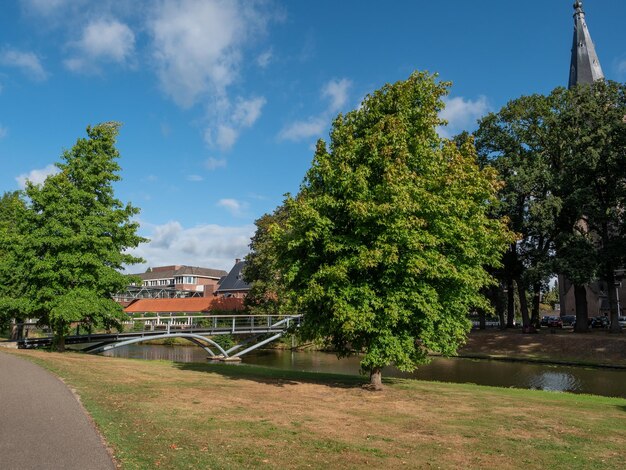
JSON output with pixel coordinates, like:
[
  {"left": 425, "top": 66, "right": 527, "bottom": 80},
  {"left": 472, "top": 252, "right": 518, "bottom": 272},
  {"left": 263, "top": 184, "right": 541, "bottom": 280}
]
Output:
[
  {"left": 547, "top": 316, "right": 563, "bottom": 328},
  {"left": 618, "top": 316, "right": 626, "bottom": 327},
  {"left": 590, "top": 316, "right": 610, "bottom": 329},
  {"left": 572, "top": 316, "right": 609, "bottom": 329},
  {"left": 541, "top": 315, "right": 563, "bottom": 328},
  {"left": 561, "top": 315, "right": 576, "bottom": 327}
]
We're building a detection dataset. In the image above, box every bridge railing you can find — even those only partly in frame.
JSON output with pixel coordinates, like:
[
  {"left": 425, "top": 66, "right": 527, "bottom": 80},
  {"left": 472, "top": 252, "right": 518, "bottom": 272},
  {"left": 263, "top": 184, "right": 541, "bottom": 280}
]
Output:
[{"left": 124, "top": 314, "right": 300, "bottom": 335}]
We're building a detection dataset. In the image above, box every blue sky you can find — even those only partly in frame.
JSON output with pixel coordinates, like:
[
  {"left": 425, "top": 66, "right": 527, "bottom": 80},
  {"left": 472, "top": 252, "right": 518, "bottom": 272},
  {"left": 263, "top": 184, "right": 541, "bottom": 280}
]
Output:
[{"left": 1, "top": 0, "right": 624, "bottom": 272}]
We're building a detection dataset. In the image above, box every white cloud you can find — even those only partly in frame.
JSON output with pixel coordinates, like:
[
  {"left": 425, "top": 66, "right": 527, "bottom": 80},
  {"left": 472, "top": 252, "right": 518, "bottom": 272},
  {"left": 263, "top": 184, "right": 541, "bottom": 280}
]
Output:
[
  {"left": 216, "top": 125, "right": 238, "bottom": 150},
  {"left": 15, "top": 164, "right": 59, "bottom": 188},
  {"left": 150, "top": 220, "right": 184, "bottom": 249},
  {"left": 257, "top": 48, "right": 272, "bottom": 68},
  {"left": 323, "top": 78, "right": 352, "bottom": 113},
  {"left": 279, "top": 116, "right": 326, "bottom": 142},
  {"left": 187, "top": 174, "right": 204, "bottom": 182},
  {"left": 217, "top": 198, "right": 248, "bottom": 217},
  {"left": 0, "top": 124, "right": 7, "bottom": 139},
  {"left": 279, "top": 77, "right": 351, "bottom": 142},
  {"left": 0, "top": 48, "right": 47, "bottom": 81},
  {"left": 438, "top": 95, "right": 489, "bottom": 138},
  {"left": 233, "top": 96, "right": 266, "bottom": 128},
  {"left": 617, "top": 59, "right": 626, "bottom": 77},
  {"left": 65, "top": 19, "right": 135, "bottom": 73},
  {"left": 205, "top": 157, "right": 227, "bottom": 171},
  {"left": 149, "top": 0, "right": 267, "bottom": 108},
  {"left": 21, "top": 0, "right": 73, "bottom": 16},
  {"left": 203, "top": 96, "right": 266, "bottom": 150},
  {"left": 127, "top": 220, "right": 254, "bottom": 272},
  {"left": 63, "top": 58, "right": 85, "bottom": 72},
  {"left": 149, "top": 1, "right": 269, "bottom": 150}
]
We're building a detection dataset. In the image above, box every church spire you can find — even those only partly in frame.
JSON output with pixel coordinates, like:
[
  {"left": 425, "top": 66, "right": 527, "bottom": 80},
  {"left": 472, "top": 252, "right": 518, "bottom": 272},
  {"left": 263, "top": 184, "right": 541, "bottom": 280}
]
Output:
[{"left": 568, "top": 1, "right": 604, "bottom": 89}]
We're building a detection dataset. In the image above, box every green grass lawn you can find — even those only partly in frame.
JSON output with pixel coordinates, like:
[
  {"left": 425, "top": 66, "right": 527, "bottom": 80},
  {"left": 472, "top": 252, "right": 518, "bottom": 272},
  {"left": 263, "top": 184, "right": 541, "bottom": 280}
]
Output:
[{"left": 11, "top": 350, "right": 626, "bottom": 469}]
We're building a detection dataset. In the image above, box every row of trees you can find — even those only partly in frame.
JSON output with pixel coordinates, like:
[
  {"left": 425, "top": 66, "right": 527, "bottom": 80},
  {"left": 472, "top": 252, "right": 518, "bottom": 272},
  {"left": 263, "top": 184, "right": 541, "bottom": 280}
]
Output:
[
  {"left": 475, "top": 80, "right": 626, "bottom": 333},
  {"left": 1, "top": 74, "right": 622, "bottom": 389},
  {"left": 0, "top": 123, "right": 145, "bottom": 349}
]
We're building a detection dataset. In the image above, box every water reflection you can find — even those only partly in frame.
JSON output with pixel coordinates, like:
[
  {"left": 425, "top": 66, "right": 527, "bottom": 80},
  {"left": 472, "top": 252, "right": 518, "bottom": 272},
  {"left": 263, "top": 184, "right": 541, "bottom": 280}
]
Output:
[{"left": 103, "top": 345, "right": 626, "bottom": 398}]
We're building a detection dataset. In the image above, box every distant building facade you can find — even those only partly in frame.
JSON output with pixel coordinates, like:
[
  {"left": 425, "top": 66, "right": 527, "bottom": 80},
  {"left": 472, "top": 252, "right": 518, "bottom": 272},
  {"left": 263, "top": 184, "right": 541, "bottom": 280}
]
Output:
[
  {"left": 561, "top": 279, "right": 625, "bottom": 317},
  {"left": 131, "top": 265, "right": 228, "bottom": 296},
  {"left": 114, "top": 265, "right": 228, "bottom": 304}
]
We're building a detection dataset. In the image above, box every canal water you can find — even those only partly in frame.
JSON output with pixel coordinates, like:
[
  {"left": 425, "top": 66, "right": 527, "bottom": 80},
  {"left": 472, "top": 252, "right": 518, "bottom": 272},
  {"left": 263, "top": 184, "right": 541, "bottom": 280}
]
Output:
[{"left": 103, "top": 345, "right": 626, "bottom": 399}]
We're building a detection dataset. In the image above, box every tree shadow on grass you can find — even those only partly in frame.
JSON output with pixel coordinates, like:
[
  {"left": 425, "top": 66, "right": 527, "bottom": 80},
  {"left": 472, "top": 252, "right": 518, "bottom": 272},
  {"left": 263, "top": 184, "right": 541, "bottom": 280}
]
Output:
[{"left": 172, "top": 361, "right": 372, "bottom": 390}]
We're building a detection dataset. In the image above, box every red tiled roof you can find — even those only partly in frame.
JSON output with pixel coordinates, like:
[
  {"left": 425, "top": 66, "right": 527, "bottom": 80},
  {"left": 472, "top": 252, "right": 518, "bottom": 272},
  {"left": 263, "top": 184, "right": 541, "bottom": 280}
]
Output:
[{"left": 124, "top": 297, "right": 243, "bottom": 313}]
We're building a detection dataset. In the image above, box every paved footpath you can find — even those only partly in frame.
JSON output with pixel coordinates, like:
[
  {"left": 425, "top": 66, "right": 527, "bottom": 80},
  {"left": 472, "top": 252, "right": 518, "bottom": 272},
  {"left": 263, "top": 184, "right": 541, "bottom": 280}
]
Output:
[{"left": 0, "top": 351, "right": 115, "bottom": 470}]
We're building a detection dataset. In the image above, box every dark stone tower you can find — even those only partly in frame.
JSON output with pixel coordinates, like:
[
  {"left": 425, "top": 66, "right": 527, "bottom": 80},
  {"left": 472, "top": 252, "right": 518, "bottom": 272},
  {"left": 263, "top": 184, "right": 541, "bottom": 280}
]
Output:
[
  {"left": 568, "top": 1, "right": 604, "bottom": 88},
  {"left": 559, "top": 1, "right": 605, "bottom": 316}
]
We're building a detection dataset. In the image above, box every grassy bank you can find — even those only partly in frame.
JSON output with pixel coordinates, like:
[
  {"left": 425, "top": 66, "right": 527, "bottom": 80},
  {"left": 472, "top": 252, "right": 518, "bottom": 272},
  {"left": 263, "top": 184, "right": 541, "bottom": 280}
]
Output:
[
  {"left": 460, "top": 329, "right": 626, "bottom": 367},
  {"left": 10, "top": 350, "right": 626, "bottom": 470}
]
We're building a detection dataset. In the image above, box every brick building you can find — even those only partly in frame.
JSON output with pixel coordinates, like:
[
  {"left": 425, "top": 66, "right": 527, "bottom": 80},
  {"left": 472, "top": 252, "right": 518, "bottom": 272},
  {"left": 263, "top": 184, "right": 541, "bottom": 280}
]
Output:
[{"left": 130, "top": 265, "right": 228, "bottom": 296}]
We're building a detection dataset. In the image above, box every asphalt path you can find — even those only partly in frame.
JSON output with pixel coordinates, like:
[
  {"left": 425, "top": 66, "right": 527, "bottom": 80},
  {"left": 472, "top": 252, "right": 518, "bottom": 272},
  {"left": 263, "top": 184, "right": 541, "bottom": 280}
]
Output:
[{"left": 0, "top": 351, "right": 115, "bottom": 470}]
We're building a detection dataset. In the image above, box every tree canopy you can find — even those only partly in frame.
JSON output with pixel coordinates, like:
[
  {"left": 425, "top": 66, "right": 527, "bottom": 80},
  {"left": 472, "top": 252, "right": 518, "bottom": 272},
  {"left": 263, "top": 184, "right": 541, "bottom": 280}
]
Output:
[
  {"left": 558, "top": 80, "right": 626, "bottom": 332},
  {"left": 0, "top": 191, "right": 28, "bottom": 333},
  {"left": 246, "top": 72, "right": 512, "bottom": 388},
  {"left": 476, "top": 81, "right": 626, "bottom": 333},
  {"left": 0, "top": 123, "right": 146, "bottom": 348},
  {"left": 475, "top": 92, "right": 563, "bottom": 329}
]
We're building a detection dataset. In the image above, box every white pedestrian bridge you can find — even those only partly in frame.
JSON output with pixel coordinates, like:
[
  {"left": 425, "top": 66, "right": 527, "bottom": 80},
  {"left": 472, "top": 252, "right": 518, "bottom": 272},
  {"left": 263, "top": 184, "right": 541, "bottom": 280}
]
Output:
[{"left": 16, "top": 314, "right": 302, "bottom": 360}]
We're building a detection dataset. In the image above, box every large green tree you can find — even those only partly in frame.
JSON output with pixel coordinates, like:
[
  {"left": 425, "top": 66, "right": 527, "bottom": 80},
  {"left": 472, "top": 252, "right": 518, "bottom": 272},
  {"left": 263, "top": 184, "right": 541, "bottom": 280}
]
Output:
[
  {"left": 0, "top": 191, "right": 29, "bottom": 337},
  {"left": 0, "top": 123, "right": 146, "bottom": 349},
  {"left": 249, "top": 72, "right": 512, "bottom": 389},
  {"left": 244, "top": 207, "right": 290, "bottom": 315}
]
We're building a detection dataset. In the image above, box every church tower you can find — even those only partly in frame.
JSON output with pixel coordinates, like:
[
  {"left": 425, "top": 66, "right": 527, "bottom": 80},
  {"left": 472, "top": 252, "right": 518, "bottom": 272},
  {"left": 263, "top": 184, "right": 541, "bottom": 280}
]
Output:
[
  {"left": 568, "top": 1, "right": 604, "bottom": 88},
  {"left": 559, "top": 1, "right": 605, "bottom": 317}
]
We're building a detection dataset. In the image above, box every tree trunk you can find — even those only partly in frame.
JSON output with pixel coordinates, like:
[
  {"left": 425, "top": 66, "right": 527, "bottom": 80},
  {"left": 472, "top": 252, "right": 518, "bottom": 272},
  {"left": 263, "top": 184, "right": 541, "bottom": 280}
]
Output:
[
  {"left": 55, "top": 322, "right": 66, "bottom": 352},
  {"left": 506, "top": 278, "right": 515, "bottom": 328},
  {"left": 478, "top": 308, "right": 486, "bottom": 330},
  {"left": 369, "top": 367, "right": 383, "bottom": 391},
  {"left": 531, "top": 282, "right": 541, "bottom": 329},
  {"left": 558, "top": 274, "right": 569, "bottom": 316},
  {"left": 605, "top": 270, "right": 622, "bottom": 334},
  {"left": 574, "top": 284, "right": 589, "bottom": 333},
  {"left": 516, "top": 278, "right": 531, "bottom": 331},
  {"left": 496, "top": 284, "right": 506, "bottom": 329},
  {"left": 10, "top": 320, "right": 19, "bottom": 341},
  {"left": 56, "top": 334, "right": 65, "bottom": 352},
  {"left": 497, "top": 308, "right": 506, "bottom": 330}
]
